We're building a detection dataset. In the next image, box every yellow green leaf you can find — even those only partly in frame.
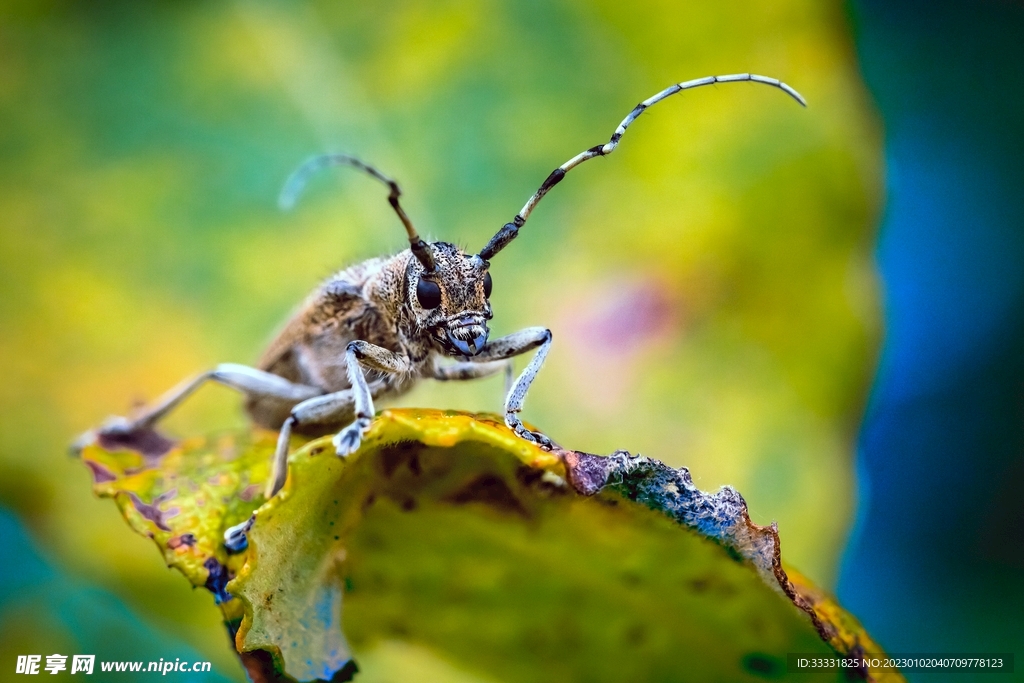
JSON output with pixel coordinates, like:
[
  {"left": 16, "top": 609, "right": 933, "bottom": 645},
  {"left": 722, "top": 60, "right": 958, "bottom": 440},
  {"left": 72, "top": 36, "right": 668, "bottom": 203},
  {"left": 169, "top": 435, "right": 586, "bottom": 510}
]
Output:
[{"left": 79, "top": 410, "right": 901, "bottom": 682}]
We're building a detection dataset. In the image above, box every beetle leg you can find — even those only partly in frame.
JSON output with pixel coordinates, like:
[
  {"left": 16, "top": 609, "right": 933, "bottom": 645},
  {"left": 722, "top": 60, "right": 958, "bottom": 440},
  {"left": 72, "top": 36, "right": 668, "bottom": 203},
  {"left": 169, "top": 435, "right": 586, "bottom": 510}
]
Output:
[
  {"left": 260, "top": 374, "right": 391, "bottom": 496},
  {"left": 85, "top": 363, "right": 320, "bottom": 450},
  {"left": 333, "top": 341, "right": 410, "bottom": 457},
  {"left": 472, "top": 327, "right": 554, "bottom": 447},
  {"left": 430, "top": 358, "right": 510, "bottom": 381},
  {"left": 231, "top": 384, "right": 367, "bottom": 550},
  {"left": 430, "top": 358, "right": 512, "bottom": 411},
  {"left": 266, "top": 389, "right": 355, "bottom": 499}
]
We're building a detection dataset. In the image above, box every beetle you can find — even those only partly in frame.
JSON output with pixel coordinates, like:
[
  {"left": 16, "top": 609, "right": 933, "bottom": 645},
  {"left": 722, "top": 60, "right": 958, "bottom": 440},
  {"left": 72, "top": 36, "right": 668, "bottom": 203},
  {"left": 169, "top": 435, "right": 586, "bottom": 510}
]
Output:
[{"left": 89, "top": 73, "right": 804, "bottom": 518}]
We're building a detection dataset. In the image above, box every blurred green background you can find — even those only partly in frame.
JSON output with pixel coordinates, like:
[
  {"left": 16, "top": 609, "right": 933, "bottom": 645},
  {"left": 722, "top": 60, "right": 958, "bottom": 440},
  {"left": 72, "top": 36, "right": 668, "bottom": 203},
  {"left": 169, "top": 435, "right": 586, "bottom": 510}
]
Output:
[{"left": 0, "top": 0, "right": 882, "bottom": 679}]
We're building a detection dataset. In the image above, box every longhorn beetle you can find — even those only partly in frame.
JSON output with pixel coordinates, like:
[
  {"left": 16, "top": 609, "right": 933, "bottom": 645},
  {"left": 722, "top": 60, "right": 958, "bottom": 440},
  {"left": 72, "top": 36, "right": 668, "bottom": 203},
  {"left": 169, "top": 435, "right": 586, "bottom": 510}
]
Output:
[{"left": 91, "top": 73, "right": 805, "bottom": 529}]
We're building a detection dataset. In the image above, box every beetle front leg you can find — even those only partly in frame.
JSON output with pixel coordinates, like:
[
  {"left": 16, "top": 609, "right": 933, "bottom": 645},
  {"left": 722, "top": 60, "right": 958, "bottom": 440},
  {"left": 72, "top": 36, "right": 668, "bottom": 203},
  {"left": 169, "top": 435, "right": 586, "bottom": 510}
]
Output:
[
  {"left": 229, "top": 385, "right": 367, "bottom": 551},
  {"left": 260, "top": 376, "right": 389, "bottom": 500},
  {"left": 334, "top": 341, "right": 410, "bottom": 457},
  {"left": 473, "top": 327, "right": 553, "bottom": 447},
  {"left": 265, "top": 388, "right": 358, "bottom": 500}
]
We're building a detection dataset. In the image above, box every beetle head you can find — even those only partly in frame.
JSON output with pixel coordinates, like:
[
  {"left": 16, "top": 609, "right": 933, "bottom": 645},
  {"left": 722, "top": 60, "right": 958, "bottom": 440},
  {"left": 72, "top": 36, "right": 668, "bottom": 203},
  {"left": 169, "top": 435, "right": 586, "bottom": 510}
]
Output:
[{"left": 407, "top": 242, "right": 493, "bottom": 357}]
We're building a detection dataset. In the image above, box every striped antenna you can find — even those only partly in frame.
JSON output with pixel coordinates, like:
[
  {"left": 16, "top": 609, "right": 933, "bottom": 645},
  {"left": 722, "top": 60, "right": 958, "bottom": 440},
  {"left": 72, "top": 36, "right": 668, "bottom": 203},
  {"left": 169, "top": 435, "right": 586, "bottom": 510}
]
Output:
[
  {"left": 280, "top": 153, "right": 436, "bottom": 272},
  {"left": 479, "top": 73, "right": 806, "bottom": 260}
]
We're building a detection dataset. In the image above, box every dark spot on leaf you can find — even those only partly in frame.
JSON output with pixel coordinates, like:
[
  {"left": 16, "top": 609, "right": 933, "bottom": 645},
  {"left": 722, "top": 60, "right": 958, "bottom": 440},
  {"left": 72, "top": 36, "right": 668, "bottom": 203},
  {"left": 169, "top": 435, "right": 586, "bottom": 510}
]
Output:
[
  {"left": 688, "top": 574, "right": 738, "bottom": 598},
  {"left": 97, "top": 425, "right": 175, "bottom": 460},
  {"left": 362, "top": 493, "right": 376, "bottom": 511},
  {"left": 85, "top": 460, "right": 116, "bottom": 483},
  {"left": 203, "top": 557, "right": 232, "bottom": 604},
  {"left": 445, "top": 473, "right": 528, "bottom": 517},
  {"left": 515, "top": 465, "right": 567, "bottom": 496},
  {"left": 743, "top": 653, "right": 783, "bottom": 679},
  {"left": 127, "top": 491, "right": 173, "bottom": 531},
  {"left": 167, "top": 533, "right": 197, "bottom": 549},
  {"left": 515, "top": 465, "right": 544, "bottom": 487},
  {"left": 400, "top": 497, "right": 417, "bottom": 511},
  {"left": 407, "top": 452, "right": 421, "bottom": 476},
  {"left": 310, "top": 446, "right": 325, "bottom": 456},
  {"left": 379, "top": 441, "right": 421, "bottom": 477},
  {"left": 344, "top": 577, "right": 354, "bottom": 592}
]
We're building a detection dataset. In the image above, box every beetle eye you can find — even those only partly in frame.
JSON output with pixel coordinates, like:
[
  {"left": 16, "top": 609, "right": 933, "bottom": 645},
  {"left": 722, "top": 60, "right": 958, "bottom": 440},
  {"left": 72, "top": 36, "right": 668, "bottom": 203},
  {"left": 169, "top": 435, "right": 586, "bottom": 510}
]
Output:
[
  {"left": 416, "top": 277, "right": 441, "bottom": 309},
  {"left": 483, "top": 271, "right": 493, "bottom": 298}
]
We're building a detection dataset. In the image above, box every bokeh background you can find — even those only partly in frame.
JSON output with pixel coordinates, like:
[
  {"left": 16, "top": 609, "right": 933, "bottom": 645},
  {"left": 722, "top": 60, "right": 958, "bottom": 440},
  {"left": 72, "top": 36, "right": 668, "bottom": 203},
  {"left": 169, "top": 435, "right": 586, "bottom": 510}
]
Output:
[{"left": 0, "top": 1, "right": 1019, "bottom": 681}]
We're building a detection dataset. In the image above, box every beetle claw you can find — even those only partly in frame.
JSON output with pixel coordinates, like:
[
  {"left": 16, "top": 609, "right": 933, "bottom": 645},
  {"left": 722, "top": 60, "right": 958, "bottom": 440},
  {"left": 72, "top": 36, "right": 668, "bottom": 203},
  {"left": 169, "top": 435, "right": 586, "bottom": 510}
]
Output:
[{"left": 333, "top": 418, "right": 370, "bottom": 457}]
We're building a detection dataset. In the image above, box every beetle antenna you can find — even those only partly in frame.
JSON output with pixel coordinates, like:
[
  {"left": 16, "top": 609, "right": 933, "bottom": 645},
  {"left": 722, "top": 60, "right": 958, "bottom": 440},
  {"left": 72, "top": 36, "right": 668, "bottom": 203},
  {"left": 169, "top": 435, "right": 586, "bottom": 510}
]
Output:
[
  {"left": 280, "top": 153, "right": 436, "bottom": 272},
  {"left": 479, "top": 73, "right": 806, "bottom": 260}
]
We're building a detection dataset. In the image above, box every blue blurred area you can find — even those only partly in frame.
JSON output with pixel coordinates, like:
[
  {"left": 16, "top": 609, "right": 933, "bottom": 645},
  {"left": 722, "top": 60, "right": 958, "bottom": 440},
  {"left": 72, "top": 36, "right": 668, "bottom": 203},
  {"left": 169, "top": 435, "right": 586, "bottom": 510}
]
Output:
[
  {"left": 840, "top": 0, "right": 1024, "bottom": 672},
  {"left": 0, "top": 508, "right": 235, "bottom": 681}
]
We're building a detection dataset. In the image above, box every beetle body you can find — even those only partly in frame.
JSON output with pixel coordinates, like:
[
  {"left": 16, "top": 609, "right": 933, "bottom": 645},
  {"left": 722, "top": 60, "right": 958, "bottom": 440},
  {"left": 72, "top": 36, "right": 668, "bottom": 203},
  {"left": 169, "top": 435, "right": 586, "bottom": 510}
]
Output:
[
  {"left": 247, "top": 243, "right": 497, "bottom": 433},
  {"left": 84, "top": 73, "right": 805, "bottom": 548}
]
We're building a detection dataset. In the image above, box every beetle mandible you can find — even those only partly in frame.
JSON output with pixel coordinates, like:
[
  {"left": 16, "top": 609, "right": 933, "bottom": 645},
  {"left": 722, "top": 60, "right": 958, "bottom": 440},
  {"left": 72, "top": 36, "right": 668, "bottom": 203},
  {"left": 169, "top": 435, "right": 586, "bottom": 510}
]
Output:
[{"left": 91, "top": 73, "right": 805, "bottom": 511}]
